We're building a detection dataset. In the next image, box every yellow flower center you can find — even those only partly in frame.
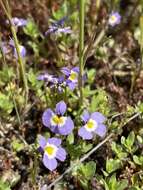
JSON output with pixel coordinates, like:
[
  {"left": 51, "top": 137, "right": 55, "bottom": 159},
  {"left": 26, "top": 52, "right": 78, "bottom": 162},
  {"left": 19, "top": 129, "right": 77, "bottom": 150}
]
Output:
[
  {"left": 85, "top": 119, "right": 98, "bottom": 132},
  {"left": 45, "top": 145, "right": 55, "bottom": 156},
  {"left": 52, "top": 115, "right": 64, "bottom": 125},
  {"left": 69, "top": 71, "right": 78, "bottom": 81},
  {"left": 51, "top": 115, "right": 66, "bottom": 127},
  {"left": 44, "top": 143, "right": 58, "bottom": 159},
  {"left": 86, "top": 120, "right": 95, "bottom": 129},
  {"left": 110, "top": 15, "right": 116, "bottom": 22}
]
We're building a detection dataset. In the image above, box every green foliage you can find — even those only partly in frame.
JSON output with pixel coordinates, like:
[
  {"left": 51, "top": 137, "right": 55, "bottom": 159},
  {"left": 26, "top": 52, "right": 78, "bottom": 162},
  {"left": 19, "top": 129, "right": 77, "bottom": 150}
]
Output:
[
  {"left": 73, "top": 161, "right": 96, "bottom": 190},
  {"left": 83, "top": 86, "right": 96, "bottom": 97},
  {"left": 80, "top": 161, "right": 96, "bottom": 180},
  {"left": 95, "top": 46, "right": 108, "bottom": 61},
  {"left": 87, "top": 69, "right": 96, "bottom": 84},
  {"left": 129, "top": 187, "right": 141, "bottom": 190},
  {"left": 67, "top": 132, "right": 74, "bottom": 145},
  {"left": 102, "top": 174, "right": 128, "bottom": 190},
  {"left": 111, "top": 142, "right": 128, "bottom": 160},
  {"left": 52, "top": 2, "right": 68, "bottom": 20},
  {"left": 121, "top": 131, "right": 136, "bottom": 154},
  {"left": 28, "top": 69, "right": 43, "bottom": 90},
  {"left": 89, "top": 89, "right": 110, "bottom": 115},
  {"left": 106, "top": 158, "right": 122, "bottom": 174},
  {"left": 23, "top": 19, "right": 40, "bottom": 39},
  {"left": 0, "top": 179, "right": 11, "bottom": 190},
  {"left": 0, "top": 66, "right": 14, "bottom": 87},
  {"left": 67, "top": 140, "right": 93, "bottom": 160},
  {"left": 133, "top": 155, "right": 143, "bottom": 166},
  {"left": 27, "top": 41, "right": 39, "bottom": 56},
  {"left": 0, "top": 92, "right": 14, "bottom": 114},
  {"left": 12, "top": 139, "right": 25, "bottom": 152},
  {"left": 136, "top": 102, "right": 143, "bottom": 115}
]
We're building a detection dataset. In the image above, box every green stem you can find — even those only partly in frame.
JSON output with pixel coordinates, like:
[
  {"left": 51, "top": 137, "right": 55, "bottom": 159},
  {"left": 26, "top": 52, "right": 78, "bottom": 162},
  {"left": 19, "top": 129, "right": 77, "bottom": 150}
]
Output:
[
  {"left": 0, "top": 37, "right": 22, "bottom": 126},
  {"left": 0, "top": 0, "right": 28, "bottom": 105},
  {"left": 79, "top": 0, "right": 85, "bottom": 105}
]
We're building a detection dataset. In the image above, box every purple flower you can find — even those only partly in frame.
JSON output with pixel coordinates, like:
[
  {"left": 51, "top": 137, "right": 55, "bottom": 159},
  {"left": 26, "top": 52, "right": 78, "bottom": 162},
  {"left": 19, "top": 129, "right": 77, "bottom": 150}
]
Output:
[
  {"left": 78, "top": 110, "right": 107, "bottom": 140},
  {"left": 108, "top": 12, "right": 121, "bottom": 27},
  {"left": 0, "top": 42, "right": 9, "bottom": 54},
  {"left": 53, "top": 16, "right": 68, "bottom": 27},
  {"left": 14, "top": 45, "right": 26, "bottom": 58},
  {"left": 42, "top": 101, "right": 74, "bottom": 135},
  {"left": 61, "top": 67, "right": 79, "bottom": 90},
  {"left": 37, "top": 73, "right": 58, "bottom": 84},
  {"left": 45, "top": 16, "right": 71, "bottom": 35},
  {"left": 38, "top": 136, "right": 66, "bottom": 171},
  {"left": 45, "top": 26, "right": 58, "bottom": 34},
  {"left": 45, "top": 26, "right": 72, "bottom": 35},
  {"left": 56, "top": 27, "right": 72, "bottom": 34},
  {"left": 37, "top": 74, "right": 65, "bottom": 93},
  {"left": 9, "top": 39, "right": 26, "bottom": 58},
  {"left": 7, "top": 17, "right": 27, "bottom": 27}
]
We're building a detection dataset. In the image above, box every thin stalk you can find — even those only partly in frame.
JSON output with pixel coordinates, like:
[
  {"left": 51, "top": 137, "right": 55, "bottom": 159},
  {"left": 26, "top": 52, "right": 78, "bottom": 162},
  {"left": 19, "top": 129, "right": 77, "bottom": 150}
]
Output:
[
  {"left": 83, "top": 27, "right": 107, "bottom": 67},
  {"left": 31, "top": 152, "right": 38, "bottom": 185},
  {"left": 0, "top": 0, "right": 28, "bottom": 105},
  {"left": 140, "top": 16, "right": 143, "bottom": 70},
  {"left": 130, "top": 15, "right": 143, "bottom": 95},
  {"left": 79, "top": 0, "right": 85, "bottom": 105},
  {"left": 0, "top": 39, "right": 22, "bottom": 126}
]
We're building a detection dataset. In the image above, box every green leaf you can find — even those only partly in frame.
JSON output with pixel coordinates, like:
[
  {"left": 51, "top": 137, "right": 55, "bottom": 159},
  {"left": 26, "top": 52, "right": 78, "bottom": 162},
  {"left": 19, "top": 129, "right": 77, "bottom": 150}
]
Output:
[
  {"left": 126, "top": 131, "right": 135, "bottom": 148},
  {"left": 67, "top": 132, "right": 74, "bottom": 145},
  {"left": 52, "top": 2, "right": 68, "bottom": 19},
  {"left": 129, "top": 187, "right": 141, "bottom": 190},
  {"left": 27, "top": 41, "right": 39, "bottom": 55},
  {"left": 23, "top": 20, "right": 40, "bottom": 39},
  {"left": 89, "top": 89, "right": 110, "bottom": 115},
  {"left": 108, "top": 174, "right": 117, "bottom": 189},
  {"left": 121, "top": 136, "right": 126, "bottom": 146},
  {"left": 137, "top": 135, "right": 143, "bottom": 144},
  {"left": 116, "top": 179, "right": 128, "bottom": 190},
  {"left": 106, "top": 159, "right": 121, "bottom": 174},
  {"left": 12, "top": 139, "right": 25, "bottom": 152},
  {"left": 121, "top": 132, "right": 136, "bottom": 153},
  {"left": 104, "top": 174, "right": 128, "bottom": 190},
  {"left": 133, "top": 155, "right": 143, "bottom": 166},
  {"left": 81, "top": 161, "right": 96, "bottom": 179},
  {"left": 81, "top": 142, "right": 93, "bottom": 153},
  {"left": 0, "top": 93, "right": 13, "bottom": 114},
  {"left": 0, "top": 66, "right": 14, "bottom": 87},
  {"left": 28, "top": 69, "right": 43, "bottom": 90},
  {"left": 102, "top": 179, "right": 110, "bottom": 190},
  {"left": 87, "top": 69, "right": 96, "bottom": 84},
  {"left": 111, "top": 142, "right": 127, "bottom": 159},
  {"left": 0, "top": 179, "right": 11, "bottom": 190}
]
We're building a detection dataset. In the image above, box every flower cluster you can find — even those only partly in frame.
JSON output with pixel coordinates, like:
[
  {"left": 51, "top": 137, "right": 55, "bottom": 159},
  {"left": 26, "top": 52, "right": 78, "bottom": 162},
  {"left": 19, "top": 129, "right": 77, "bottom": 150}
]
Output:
[
  {"left": 39, "top": 101, "right": 107, "bottom": 171},
  {"left": 6, "top": 17, "right": 27, "bottom": 27},
  {"left": 61, "top": 67, "right": 79, "bottom": 90},
  {"left": 9, "top": 39, "right": 26, "bottom": 58},
  {"left": 1, "top": 39, "right": 26, "bottom": 59},
  {"left": 2, "top": 18, "right": 27, "bottom": 59},
  {"left": 37, "top": 66, "right": 80, "bottom": 91},
  {"left": 45, "top": 16, "right": 72, "bottom": 35}
]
